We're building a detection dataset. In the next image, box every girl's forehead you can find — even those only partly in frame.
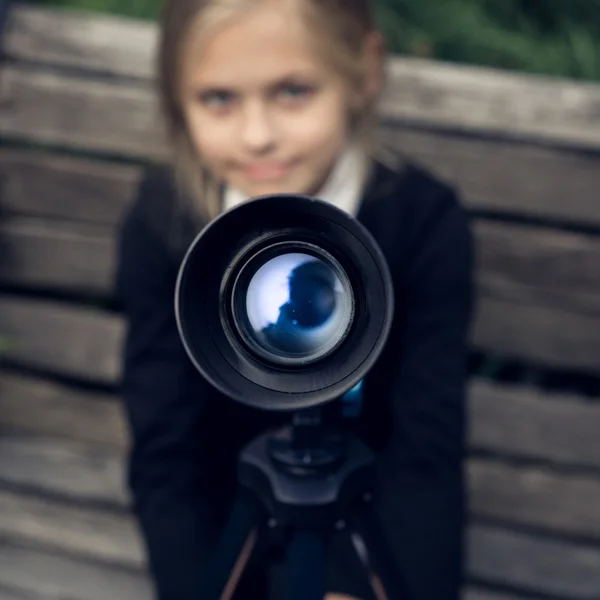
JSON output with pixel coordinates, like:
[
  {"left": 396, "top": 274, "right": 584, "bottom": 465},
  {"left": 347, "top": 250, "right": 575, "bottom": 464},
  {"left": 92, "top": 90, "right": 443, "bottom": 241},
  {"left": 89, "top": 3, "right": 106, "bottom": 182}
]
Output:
[{"left": 182, "top": 2, "right": 331, "bottom": 87}]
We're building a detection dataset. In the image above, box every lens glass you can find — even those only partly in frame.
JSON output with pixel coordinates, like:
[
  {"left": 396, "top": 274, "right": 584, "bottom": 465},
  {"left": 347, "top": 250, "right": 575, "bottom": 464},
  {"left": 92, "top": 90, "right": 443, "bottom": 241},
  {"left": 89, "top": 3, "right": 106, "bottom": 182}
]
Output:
[{"left": 239, "top": 252, "right": 353, "bottom": 364}]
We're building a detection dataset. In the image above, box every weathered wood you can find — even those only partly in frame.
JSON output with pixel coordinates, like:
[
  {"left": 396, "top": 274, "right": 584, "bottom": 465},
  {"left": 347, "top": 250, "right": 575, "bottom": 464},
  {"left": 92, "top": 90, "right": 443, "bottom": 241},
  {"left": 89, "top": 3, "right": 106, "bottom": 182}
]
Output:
[
  {"left": 4, "top": 133, "right": 600, "bottom": 232},
  {"left": 0, "top": 296, "right": 123, "bottom": 385},
  {"left": 5, "top": 212, "right": 600, "bottom": 317},
  {"left": 0, "top": 588, "right": 42, "bottom": 600},
  {"left": 468, "top": 524, "right": 600, "bottom": 598},
  {"left": 469, "top": 460, "right": 600, "bottom": 540},
  {"left": 0, "top": 148, "right": 140, "bottom": 226},
  {"left": 1, "top": 481, "right": 599, "bottom": 600},
  {"left": 4, "top": 287, "right": 600, "bottom": 388},
  {"left": 5, "top": 372, "right": 600, "bottom": 470},
  {"left": 0, "top": 65, "right": 165, "bottom": 160},
  {"left": 380, "top": 58, "right": 600, "bottom": 151},
  {"left": 472, "top": 295, "right": 600, "bottom": 372},
  {"left": 476, "top": 221, "right": 600, "bottom": 317},
  {"left": 379, "top": 126, "right": 600, "bottom": 228},
  {"left": 6, "top": 5, "right": 600, "bottom": 152},
  {"left": 4, "top": 407, "right": 600, "bottom": 544},
  {"left": 0, "top": 543, "right": 152, "bottom": 600},
  {"left": 0, "top": 371, "right": 127, "bottom": 449},
  {"left": 5, "top": 4, "right": 157, "bottom": 80},
  {"left": 470, "top": 380, "right": 600, "bottom": 470},
  {"left": 0, "top": 218, "right": 115, "bottom": 296},
  {"left": 0, "top": 489, "right": 144, "bottom": 569},
  {"left": 0, "top": 434, "right": 127, "bottom": 506},
  {"left": 463, "top": 591, "right": 524, "bottom": 600}
]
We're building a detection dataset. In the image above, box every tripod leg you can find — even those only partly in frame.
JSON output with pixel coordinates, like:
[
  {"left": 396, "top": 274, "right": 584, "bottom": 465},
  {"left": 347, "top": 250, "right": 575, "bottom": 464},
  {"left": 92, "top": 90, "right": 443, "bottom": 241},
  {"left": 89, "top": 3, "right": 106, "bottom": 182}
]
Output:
[
  {"left": 348, "top": 497, "right": 410, "bottom": 600},
  {"left": 286, "top": 529, "right": 327, "bottom": 600},
  {"left": 199, "top": 491, "right": 266, "bottom": 600}
]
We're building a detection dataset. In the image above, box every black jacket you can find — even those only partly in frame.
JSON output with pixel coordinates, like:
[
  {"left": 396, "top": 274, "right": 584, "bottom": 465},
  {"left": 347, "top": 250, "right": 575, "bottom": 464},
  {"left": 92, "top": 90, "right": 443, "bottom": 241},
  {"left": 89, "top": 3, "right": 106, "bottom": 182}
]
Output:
[{"left": 115, "top": 158, "right": 475, "bottom": 600}]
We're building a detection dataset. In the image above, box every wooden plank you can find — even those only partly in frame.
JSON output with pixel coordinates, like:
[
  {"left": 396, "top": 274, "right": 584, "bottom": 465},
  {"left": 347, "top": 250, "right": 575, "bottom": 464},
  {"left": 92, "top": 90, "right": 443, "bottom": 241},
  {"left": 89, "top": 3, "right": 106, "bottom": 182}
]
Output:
[
  {"left": 0, "top": 536, "right": 525, "bottom": 600},
  {"left": 470, "top": 380, "right": 600, "bottom": 470},
  {"left": 378, "top": 126, "right": 600, "bottom": 227},
  {"left": 0, "top": 296, "right": 123, "bottom": 385},
  {"left": 0, "top": 434, "right": 127, "bottom": 506},
  {"left": 476, "top": 221, "right": 600, "bottom": 317},
  {"left": 5, "top": 212, "right": 600, "bottom": 315},
  {"left": 0, "top": 65, "right": 165, "bottom": 160},
  {"left": 468, "top": 525, "right": 600, "bottom": 598},
  {"left": 6, "top": 5, "right": 600, "bottom": 152},
  {"left": 380, "top": 58, "right": 600, "bottom": 151},
  {"left": 469, "top": 460, "right": 600, "bottom": 541},
  {"left": 3, "top": 287, "right": 600, "bottom": 387},
  {"left": 0, "top": 543, "right": 152, "bottom": 600},
  {"left": 0, "top": 149, "right": 140, "bottom": 226},
  {"left": 473, "top": 295, "right": 600, "bottom": 372},
  {"left": 0, "top": 590, "right": 42, "bottom": 600},
  {"left": 0, "top": 489, "right": 144, "bottom": 569},
  {"left": 4, "top": 413, "right": 600, "bottom": 546},
  {"left": 5, "top": 5, "right": 157, "bottom": 80},
  {"left": 0, "top": 218, "right": 115, "bottom": 296},
  {"left": 0, "top": 371, "right": 127, "bottom": 449},
  {"left": 463, "top": 591, "right": 524, "bottom": 600},
  {"left": 0, "top": 481, "right": 598, "bottom": 600},
  {"left": 4, "top": 133, "right": 600, "bottom": 232}
]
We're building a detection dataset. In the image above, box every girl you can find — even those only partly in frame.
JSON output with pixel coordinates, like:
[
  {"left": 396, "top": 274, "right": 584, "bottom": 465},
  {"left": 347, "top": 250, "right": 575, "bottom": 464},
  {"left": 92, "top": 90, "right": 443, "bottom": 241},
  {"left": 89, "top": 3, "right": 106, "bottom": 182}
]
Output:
[{"left": 116, "top": 0, "right": 475, "bottom": 599}]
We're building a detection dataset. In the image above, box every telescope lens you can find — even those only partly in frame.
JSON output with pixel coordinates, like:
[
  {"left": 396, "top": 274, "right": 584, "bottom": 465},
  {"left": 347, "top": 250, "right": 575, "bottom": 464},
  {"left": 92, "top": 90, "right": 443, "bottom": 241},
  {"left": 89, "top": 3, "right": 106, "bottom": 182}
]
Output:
[{"left": 235, "top": 251, "right": 354, "bottom": 365}]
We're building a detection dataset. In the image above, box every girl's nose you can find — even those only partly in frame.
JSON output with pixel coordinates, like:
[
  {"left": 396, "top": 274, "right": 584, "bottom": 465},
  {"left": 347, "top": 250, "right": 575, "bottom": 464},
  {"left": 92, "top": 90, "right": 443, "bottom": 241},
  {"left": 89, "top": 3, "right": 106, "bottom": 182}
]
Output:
[{"left": 239, "top": 101, "right": 277, "bottom": 153}]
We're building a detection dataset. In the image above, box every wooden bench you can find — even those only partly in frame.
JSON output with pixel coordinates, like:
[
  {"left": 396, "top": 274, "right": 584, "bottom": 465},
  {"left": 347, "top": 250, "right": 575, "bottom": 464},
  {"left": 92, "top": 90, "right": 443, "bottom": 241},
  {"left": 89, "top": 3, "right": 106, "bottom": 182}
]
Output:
[{"left": 2, "top": 5, "right": 600, "bottom": 600}]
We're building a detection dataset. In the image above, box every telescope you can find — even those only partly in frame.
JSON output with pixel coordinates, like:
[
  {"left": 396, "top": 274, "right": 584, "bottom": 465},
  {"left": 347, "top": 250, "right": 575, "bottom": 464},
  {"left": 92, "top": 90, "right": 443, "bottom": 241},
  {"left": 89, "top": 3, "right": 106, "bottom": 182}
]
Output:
[{"left": 175, "top": 194, "right": 405, "bottom": 600}]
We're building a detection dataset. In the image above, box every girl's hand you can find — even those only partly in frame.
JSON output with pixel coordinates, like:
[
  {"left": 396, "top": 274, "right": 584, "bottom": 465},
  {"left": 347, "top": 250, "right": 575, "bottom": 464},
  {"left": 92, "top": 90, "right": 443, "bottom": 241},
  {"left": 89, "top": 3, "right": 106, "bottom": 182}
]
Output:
[{"left": 325, "top": 595, "right": 362, "bottom": 600}]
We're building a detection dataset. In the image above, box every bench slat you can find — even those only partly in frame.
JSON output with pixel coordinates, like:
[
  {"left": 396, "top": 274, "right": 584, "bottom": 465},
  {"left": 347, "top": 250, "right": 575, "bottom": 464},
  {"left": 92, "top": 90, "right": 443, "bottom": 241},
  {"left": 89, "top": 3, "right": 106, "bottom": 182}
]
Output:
[
  {"left": 0, "top": 65, "right": 164, "bottom": 160},
  {"left": 0, "top": 372, "right": 127, "bottom": 448},
  {"left": 0, "top": 543, "right": 152, "bottom": 600},
  {"left": 0, "top": 489, "right": 144, "bottom": 569},
  {"left": 380, "top": 126, "right": 600, "bottom": 227},
  {"left": 471, "top": 380, "right": 600, "bottom": 470},
  {"left": 0, "top": 296, "right": 123, "bottom": 385},
  {"left": 5, "top": 215, "right": 600, "bottom": 317},
  {"left": 472, "top": 295, "right": 600, "bottom": 371},
  {"left": 3, "top": 403, "right": 600, "bottom": 541},
  {"left": 468, "top": 525, "right": 600, "bottom": 598},
  {"left": 0, "top": 434, "right": 127, "bottom": 506},
  {"left": 4, "top": 130, "right": 600, "bottom": 229},
  {"left": 3, "top": 65, "right": 600, "bottom": 227},
  {"left": 0, "top": 149, "right": 140, "bottom": 226},
  {"left": 3, "top": 282, "right": 600, "bottom": 386},
  {"left": 6, "top": 5, "right": 600, "bottom": 152},
  {"left": 0, "top": 474, "right": 598, "bottom": 599},
  {"left": 469, "top": 460, "right": 600, "bottom": 540},
  {"left": 4, "top": 372, "right": 600, "bottom": 470},
  {"left": 0, "top": 219, "right": 115, "bottom": 295}
]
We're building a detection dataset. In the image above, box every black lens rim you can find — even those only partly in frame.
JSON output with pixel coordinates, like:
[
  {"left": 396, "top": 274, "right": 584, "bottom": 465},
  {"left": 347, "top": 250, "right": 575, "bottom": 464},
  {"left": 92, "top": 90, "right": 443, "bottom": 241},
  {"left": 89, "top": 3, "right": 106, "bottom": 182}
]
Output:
[{"left": 175, "top": 194, "right": 393, "bottom": 412}]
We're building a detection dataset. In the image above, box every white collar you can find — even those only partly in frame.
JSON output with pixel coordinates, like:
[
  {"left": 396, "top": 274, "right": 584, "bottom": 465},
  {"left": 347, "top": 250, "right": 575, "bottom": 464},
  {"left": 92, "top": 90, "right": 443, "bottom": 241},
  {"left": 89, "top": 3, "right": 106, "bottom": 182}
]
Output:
[{"left": 222, "top": 144, "right": 370, "bottom": 217}]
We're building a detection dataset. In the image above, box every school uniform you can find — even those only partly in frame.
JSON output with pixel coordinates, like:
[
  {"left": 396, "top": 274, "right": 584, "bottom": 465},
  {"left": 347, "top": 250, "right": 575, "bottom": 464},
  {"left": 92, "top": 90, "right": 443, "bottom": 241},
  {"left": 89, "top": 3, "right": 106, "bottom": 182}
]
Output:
[{"left": 115, "top": 149, "right": 475, "bottom": 600}]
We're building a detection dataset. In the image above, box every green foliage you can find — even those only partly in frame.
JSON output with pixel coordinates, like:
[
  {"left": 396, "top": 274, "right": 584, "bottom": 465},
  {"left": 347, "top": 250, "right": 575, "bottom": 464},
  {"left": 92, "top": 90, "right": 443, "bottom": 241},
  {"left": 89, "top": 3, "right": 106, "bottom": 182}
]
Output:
[{"left": 31, "top": 0, "right": 600, "bottom": 82}]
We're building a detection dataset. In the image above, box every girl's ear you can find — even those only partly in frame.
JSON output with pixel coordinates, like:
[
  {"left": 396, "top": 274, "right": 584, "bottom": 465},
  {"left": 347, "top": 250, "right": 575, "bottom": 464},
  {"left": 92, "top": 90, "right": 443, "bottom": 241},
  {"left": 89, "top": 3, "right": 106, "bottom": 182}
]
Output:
[{"left": 361, "top": 29, "right": 385, "bottom": 102}]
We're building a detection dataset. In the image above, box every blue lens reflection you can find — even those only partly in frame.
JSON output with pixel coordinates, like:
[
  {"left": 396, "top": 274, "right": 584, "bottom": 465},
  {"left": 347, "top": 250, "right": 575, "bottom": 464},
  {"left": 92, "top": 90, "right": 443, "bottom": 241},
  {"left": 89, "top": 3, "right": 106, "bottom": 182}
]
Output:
[{"left": 244, "top": 252, "right": 353, "bottom": 362}]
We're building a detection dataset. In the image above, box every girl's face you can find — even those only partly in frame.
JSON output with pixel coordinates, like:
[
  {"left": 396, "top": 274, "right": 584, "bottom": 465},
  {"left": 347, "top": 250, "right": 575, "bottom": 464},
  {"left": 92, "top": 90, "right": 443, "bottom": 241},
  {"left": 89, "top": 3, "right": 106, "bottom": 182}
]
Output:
[{"left": 181, "top": 2, "right": 358, "bottom": 199}]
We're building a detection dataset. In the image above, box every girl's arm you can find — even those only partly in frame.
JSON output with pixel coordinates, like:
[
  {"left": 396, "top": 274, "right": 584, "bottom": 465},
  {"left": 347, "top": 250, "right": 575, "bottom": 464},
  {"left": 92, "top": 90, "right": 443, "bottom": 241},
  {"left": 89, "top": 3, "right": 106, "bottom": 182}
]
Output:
[
  {"left": 115, "top": 172, "right": 220, "bottom": 600},
  {"left": 377, "top": 189, "right": 475, "bottom": 600}
]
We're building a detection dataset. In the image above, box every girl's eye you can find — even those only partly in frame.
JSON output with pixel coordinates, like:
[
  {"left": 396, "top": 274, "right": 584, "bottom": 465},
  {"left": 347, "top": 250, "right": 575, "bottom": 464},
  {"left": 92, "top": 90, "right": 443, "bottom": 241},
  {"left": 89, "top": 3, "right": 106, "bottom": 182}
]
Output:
[
  {"left": 197, "top": 90, "right": 235, "bottom": 109},
  {"left": 277, "top": 84, "right": 314, "bottom": 102}
]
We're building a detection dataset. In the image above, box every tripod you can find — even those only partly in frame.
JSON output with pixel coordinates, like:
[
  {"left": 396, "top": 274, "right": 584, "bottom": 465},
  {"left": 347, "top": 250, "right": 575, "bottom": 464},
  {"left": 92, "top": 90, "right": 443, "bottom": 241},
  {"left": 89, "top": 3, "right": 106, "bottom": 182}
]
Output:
[{"left": 198, "top": 408, "right": 408, "bottom": 600}]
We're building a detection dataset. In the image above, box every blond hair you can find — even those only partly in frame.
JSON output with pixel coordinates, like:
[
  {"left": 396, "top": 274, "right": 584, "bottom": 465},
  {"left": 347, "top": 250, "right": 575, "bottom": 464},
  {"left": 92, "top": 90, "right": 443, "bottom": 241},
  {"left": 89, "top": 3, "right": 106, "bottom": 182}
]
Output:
[{"left": 157, "top": 0, "right": 385, "bottom": 223}]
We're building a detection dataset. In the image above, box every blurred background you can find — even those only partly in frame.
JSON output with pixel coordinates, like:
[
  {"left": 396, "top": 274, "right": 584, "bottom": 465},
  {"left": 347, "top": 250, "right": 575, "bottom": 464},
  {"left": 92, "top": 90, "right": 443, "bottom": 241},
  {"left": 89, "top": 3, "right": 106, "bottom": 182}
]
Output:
[
  {"left": 1, "top": 1, "right": 600, "bottom": 600},
  {"left": 33, "top": 0, "right": 600, "bottom": 82}
]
